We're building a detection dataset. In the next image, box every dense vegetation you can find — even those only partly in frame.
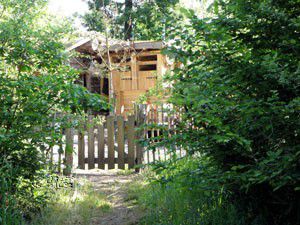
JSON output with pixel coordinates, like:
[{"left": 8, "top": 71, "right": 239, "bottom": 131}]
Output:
[
  {"left": 0, "top": 0, "right": 106, "bottom": 223},
  {"left": 143, "top": 0, "right": 300, "bottom": 224}
]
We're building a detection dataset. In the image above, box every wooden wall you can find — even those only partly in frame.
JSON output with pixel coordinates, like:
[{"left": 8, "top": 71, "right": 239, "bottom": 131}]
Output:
[{"left": 111, "top": 50, "right": 168, "bottom": 117}]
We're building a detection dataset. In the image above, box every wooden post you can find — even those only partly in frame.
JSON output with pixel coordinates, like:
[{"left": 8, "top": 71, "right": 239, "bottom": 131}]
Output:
[
  {"left": 98, "top": 124, "right": 105, "bottom": 169},
  {"left": 151, "top": 107, "right": 156, "bottom": 162},
  {"left": 64, "top": 127, "right": 73, "bottom": 176},
  {"left": 131, "top": 53, "right": 138, "bottom": 90},
  {"left": 127, "top": 115, "right": 135, "bottom": 169},
  {"left": 136, "top": 105, "right": 145, "bottom": 172},
  {"left": 78, "top": 121, "right": 85, "bottom": 169},
  {"left": 146, "top": 106, "right": 150, "bottom": 164},
  {"left": 58, "top": 133, "right": 63, "bottom": 174},
  {"left": 88, "top": 115, "right": 95, "bottom": 169},
  {"left": 107, "top": 116, "right": 115, "bottom": 169},
  {"left": 162, "top": 104, "right": 167, "bottom": 160},
  {"left": 117, "top": 116, "right": 125, "bottom": 169}
]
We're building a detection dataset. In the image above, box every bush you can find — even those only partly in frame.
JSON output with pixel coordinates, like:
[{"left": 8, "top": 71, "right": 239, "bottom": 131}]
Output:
[
  {"left": 150, "top": 0, "right": 300, "bottom": 224},
  {"left": 0, "top": 164, "right": 24, "bottom": 225},
  {"left": 0, "top": 0, "right": 107, "bottom": 220},
  {"left": 131, "top": 157, "right": 246, "bottom": 225}
]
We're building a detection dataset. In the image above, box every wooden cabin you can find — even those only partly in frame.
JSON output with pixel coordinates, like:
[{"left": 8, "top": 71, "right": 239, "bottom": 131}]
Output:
[{"left": 68, "top": 37, "right": 170, "bottom": 116}]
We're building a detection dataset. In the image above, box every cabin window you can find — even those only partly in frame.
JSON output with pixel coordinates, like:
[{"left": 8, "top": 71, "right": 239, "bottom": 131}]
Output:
[
  {"left": 137, "top": 55, "right": 157, "bottom": 61},
  {"left": 102, "top": 78, "right": 109, "bottom": 95},
  {"left": 91, "top": 77, "right": 101, "bottom": 94},
  {"left": 139, "top": 64, "right": 157, "bottom": 71}
]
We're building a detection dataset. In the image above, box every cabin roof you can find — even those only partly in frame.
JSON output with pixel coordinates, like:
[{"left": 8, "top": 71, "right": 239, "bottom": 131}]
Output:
[{"left": 67, "top": 36, "right": 164, "bottom": 55}]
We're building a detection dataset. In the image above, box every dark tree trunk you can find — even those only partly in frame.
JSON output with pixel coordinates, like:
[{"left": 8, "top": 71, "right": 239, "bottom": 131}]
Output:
[{"left": 124, "top": 0, "right": 133, "bottom": 40}]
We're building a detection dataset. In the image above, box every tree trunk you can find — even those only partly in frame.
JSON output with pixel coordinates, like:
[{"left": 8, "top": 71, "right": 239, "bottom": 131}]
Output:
[{"left": 124, "top": 0, "right": 133, "bottom": 40}]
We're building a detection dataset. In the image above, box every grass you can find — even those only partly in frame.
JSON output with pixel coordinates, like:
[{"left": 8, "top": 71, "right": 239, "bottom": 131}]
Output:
[
  {"left": 124, "top": 164, "right": 246, "bottom": 225},
  {"left": 115, "top": 169, "right": 136, "bottom": 176},
  {"left": 28, "top": 178, "right": 111, "bottom": 225}
]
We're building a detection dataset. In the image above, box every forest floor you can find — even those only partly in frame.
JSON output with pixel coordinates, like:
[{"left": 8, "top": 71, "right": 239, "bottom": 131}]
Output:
[{"left": 74, "top": 170, "right": 144, "bottom": 225}]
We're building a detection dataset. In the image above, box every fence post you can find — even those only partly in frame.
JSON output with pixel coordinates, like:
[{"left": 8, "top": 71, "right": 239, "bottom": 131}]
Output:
[
  {"left": 107, "top": 116, "right": 115, "bottom": 169},
  {"left": 64, "top": 126, "right": 73, "bottom": 176},
  {"left": 127, "top": 115, "right": 135, "bottom": 169},
  {"left": 117, "top": 116, "right": 125, "bottom": 170},
  {"left": 78, "top": 119, "right": 85, "bottom": 170},
  {"left": 87, "top": 115, "right": 95, "bottom": 169},
  {"left": 98, "top": 123, "right": 105, "bottom": 169},
  {"left": 136, "top": 105, "right": 146, "bottom": 172}
]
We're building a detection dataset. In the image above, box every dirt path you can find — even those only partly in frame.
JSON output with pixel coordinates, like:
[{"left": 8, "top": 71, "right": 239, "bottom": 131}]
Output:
[{"left": 74, "top": 170, "right": 143, "bottom": 225}]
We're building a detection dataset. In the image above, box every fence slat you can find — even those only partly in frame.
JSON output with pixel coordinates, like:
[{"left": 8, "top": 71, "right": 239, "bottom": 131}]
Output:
[
  {"left": 136, "top": 107, "right": 145, "bottom": 172},
  {"left": 64, "top": 127, "right": 73, "bottom": 176},
  {"left": 58, "top": 127, "right": 63, "bottom": 174},
  {"left": 127, "top": 115, "right": 135, "bottom": 169},
  {"left": 88, "top": 115, "right": 95, "bottom": 169},
  {"left": 117, "top": 116, "right": 125, "bottom": 170},
  {"left": 107, "top": 116, "right": 115, "bottom": 169},
  {"left": 151, "top": 108, "right": 156, "bottom": 163},
  {"left": 78, "top": 122, "right": 85, "bottom": 169},
  {"left": 98, "top": 124, "right": 105, "bottom": 169}
]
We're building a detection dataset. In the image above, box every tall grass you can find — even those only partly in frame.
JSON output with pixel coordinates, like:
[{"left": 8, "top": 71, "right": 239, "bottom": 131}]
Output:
[
  {"left": 0, "top": 177, "right": 24, "bottom": 225},
  {"left": 29, "top": 178, "right": 111, "bottom": 225},
  {"left": 136, "top": 182, "right": 245, "bottom": 225},
  {"left": 127, "top": 158, "right": 246, "bottom": 225}
]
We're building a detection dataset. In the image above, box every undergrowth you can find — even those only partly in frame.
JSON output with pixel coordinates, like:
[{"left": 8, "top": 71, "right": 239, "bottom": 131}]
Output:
[
  {"left": 28, "top": 177, "right": 110, "bottom": 225},
  {"left": 127, "top": 157, "right": 247, "bottom": 225}
]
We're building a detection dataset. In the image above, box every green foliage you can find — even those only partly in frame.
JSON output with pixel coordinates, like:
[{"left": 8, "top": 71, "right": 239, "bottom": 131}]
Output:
[
  {"left": 0, "top": 0, "right": 108, "bottom": 220},
  {"left": 82, "top": 0, "right": 181, "bottom": 40},
  {"left": 129, "top": 158, "right": 246, "bottom": 225},
  {"left": 153, "top": 0, "right": 300, "bottom": 224},
  {"left": 0, "top": 163, "right": 24, "bottom": 225}
]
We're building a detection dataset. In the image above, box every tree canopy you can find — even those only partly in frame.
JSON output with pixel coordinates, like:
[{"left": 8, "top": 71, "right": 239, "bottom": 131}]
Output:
[{"left": 82, "top": 0, "right": 180, "bottom": 40}]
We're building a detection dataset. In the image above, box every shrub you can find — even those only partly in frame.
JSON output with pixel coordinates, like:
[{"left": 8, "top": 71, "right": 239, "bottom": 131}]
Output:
[
  {"left": 0, "top": 0, "right": 107, "bottom": 220},
  {"left": 150, "top": 0, "right": 300, "bottom": 224},
  {"left": 131, "top": 157, "right": 246, "bottom": 225}
]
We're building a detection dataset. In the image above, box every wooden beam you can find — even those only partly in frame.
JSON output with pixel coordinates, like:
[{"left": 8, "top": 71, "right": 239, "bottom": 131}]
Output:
[
  {"left": 131, "top": 53, "right": 138, "bottom": 90},
  {"left": 87, "top": 115, "right": 95, "bottom": 169},
  {"left": 107, "top": 116, "right": 115, "bottom": 169},
  {"left": 137, "top": 61, "right": 157, "bottom": 66}
]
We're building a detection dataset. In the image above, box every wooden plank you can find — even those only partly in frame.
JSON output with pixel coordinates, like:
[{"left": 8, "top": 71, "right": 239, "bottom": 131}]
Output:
[
  {"left": 84, "top": 158, "right": 129, "bottom": 164},
  {"left": 86, "top": 72, "right": 92, "bottom": 91},
  {"left": 136, "top": 106, "right": 145, "bottom": 172},
  {"left": 162, "top": 104, "right": 167, "bottom": 161},
  {"left": 88, "top": 115, "right": 95, "bottom": 169},
  {"left": 151, "top": 108, "right": 156, "bottom": 162},
  {"left": 146, "top": 106, "right": 150, "bottom": 164},
  {"left": 137, "top": 61, "right": 157, "bottom": 66},
  {"left": 131, "top": 53, "right": 138, "bottom": 90},
  {"left": 117, "top": 116, "right": 125, "bottom": 169},
  {"left": 133, "top": 41, "right": 163, "bottom": 50},
  {"left": 107, "top": 116, "right": 115, "bottom": 169},
  {"left": 64, "top": 127, "right": 73, "bottom": 176},
  {"left": 58, "top": 129, "right": 63, "bottom": 174},
  {"left": 136, "top": 50, "right": 161, "bottom": 57},
  {"left": 78, "top": 123, "right": 85, "bottom": 169},
  {"left": 127, "top": 115, "right": 135, "bottom": 169},
  {"left": 97, "top": 124, "right": 105, "bottom": 169}
]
